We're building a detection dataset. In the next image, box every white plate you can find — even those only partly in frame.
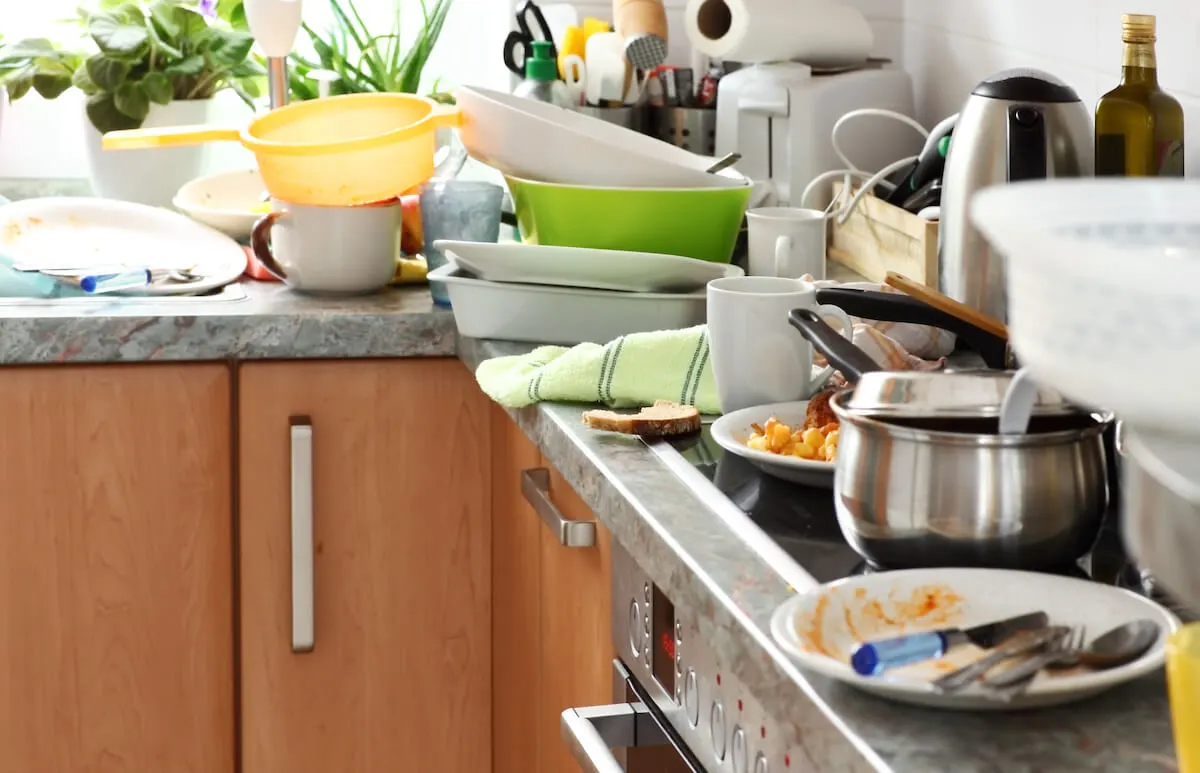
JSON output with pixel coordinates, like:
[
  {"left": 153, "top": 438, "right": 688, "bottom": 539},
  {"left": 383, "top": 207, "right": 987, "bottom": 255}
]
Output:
[
  {"left": 770, "top": 568, "right": 1180, "bottom": 710},
  {"left": 0, "top": 197, "right": 247, "bottom": 296},
  {"left": 710, "top": 401, "right": 835, "bottom": 487},
  {"left": 434, "top": 240, "right": 744, "bottom": 293},
  {"left": 173, "top": 168, "right": 267, "bottom": 241}
]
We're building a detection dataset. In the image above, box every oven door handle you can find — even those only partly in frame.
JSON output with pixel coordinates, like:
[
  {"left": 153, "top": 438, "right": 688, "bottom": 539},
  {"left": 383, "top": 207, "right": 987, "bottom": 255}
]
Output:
[{"left": 561, "top": 703, "right": 666, "bottom": 773}]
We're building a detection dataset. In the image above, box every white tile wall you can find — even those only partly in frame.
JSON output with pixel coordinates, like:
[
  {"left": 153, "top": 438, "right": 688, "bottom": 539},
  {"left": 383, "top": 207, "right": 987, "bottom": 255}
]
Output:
[{"left": 901, "top": 0, "right": 1200, "bottom": 175}]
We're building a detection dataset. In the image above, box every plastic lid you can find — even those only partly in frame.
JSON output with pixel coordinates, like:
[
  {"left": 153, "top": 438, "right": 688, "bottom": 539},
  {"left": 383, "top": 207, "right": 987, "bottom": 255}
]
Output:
[{"left": 524, "top": 41, "right": 558, "bottom": 82}]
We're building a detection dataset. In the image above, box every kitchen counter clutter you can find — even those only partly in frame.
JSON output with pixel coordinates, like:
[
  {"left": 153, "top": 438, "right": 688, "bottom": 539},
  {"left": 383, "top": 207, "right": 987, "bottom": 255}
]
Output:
[{"left": 461, "top": 337, "right": 1177, "bottom": 773}]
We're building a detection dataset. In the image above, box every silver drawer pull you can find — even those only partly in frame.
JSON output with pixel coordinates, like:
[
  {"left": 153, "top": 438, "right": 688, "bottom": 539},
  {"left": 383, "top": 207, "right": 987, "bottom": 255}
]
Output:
[
  {"left": 290, "top": 416, "right": 314, "bottom": 653},
  {"left": 561, "top": 704, "right": 667, "bottom": 773},
  {"left": 521, "top": 468, "right": 596, "bottom": 548}
]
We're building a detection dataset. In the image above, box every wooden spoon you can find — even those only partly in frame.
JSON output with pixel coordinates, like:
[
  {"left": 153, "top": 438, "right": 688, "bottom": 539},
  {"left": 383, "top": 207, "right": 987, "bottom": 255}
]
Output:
[{"left": 884, "top": 271, "right": 1009, "bottom": 341}]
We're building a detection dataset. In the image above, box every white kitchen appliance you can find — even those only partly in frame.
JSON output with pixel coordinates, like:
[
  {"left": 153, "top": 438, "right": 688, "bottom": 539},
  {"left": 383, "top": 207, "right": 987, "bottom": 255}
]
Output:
[{"left": 715, "top": 62, "right": 918, "bottom": 206}]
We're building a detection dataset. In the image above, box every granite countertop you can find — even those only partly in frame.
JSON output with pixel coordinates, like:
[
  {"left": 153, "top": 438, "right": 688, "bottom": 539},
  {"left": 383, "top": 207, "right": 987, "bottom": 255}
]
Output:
[
  {"left": 0, "top": 281, "right": 455, "bottom": 363},
  {"left": 458, "top": 336, "right": 1180, "bottom": 773}
]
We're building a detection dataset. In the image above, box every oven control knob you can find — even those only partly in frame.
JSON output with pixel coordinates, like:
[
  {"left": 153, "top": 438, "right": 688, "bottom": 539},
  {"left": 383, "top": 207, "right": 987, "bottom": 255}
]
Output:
[
  {"left": 628, "top": 600, "right": 642, "bottom": 657},
  {"left": 710, "top": 702, "right": 727, "bottom": 761},
  {"left": 683, "top": 669, "right": 700, "bottom": 727},
  {"left": 731, "top": 726, "right": 747, "bottom": 773},
  {"left": 753, "top": 752, "right": 769, "bottom": 773}
]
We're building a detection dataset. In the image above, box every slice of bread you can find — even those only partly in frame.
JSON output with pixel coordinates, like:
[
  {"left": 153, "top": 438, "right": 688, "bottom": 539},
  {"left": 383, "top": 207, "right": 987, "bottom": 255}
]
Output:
[{"left": 582, "top": 401, "right": 701, "bottom": 437}]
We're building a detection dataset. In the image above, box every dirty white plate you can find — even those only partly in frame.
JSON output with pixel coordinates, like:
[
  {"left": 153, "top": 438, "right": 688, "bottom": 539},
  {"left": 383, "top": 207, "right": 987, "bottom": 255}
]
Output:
[
  {"left": 770, "top": 568, "right": 1179, "bottom": 710},
  {"left": 710, "top": 400, "right": 835, "bottom": 487},
  {"left": 0, "top": 197, "right": 247, "bottom": 296},
  {"left": 173, "top": 168, "right": 268, "bottom": 241},
  {"left": 434, "top": 239, "right": 744, "bottom": 293}
]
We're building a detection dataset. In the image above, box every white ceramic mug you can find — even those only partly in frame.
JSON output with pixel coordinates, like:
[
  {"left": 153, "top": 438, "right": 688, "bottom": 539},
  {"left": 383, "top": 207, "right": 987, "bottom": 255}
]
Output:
[
  {"left": 707, "top": 276, "right": 854, "bottom": 413},
  {"left": 746, "top": 207, "right": 828, "bottom": 280},
  {"left": 252, "top": 199, "right": 401, "bottom": 294}
]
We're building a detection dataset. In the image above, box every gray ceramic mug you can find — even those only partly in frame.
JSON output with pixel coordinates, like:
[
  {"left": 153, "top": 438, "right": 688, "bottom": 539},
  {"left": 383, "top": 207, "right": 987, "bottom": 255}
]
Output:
[{"left": 252, "top": 198, "right": 401, "bottom": 295}]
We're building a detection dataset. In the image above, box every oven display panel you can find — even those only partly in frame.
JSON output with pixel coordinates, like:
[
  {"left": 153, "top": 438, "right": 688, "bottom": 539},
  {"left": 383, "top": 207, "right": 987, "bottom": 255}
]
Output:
[{"left": 651, "top": 585, "right": 676, "bottom": 696}]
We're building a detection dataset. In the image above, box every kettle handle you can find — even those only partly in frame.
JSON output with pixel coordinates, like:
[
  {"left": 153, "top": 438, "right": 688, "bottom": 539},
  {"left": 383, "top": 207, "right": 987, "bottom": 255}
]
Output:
[{"left": 1006, "top": 105, "right": 1048, "bottom": 181}]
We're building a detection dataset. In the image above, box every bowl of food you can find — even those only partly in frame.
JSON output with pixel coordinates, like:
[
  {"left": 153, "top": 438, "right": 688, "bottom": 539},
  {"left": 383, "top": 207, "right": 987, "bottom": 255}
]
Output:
[
  {"left": 505, "top": 174, "right": 752, "bottom": 263},
  {"left": 173, "top": 168, "right": 269, "bottom": 241},
  {"left": 709, "top": 396, "right": 839, "bottom": 486},
  {"left": 457, "top": 85, "right": 747, "bottom": 189}
]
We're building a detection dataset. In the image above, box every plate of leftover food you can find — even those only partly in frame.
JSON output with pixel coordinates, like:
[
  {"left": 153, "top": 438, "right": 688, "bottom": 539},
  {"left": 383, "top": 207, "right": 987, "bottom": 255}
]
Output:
[
  {"left": 0, "top": 197, "right": 247, "bottom": 296},
  {"left": 770, "top": 568, "right": 1179, "bottom": 710},
  {"left": 433, "top": 239, "right": 745, "bottom": 293},
  {"left": 709, "top": 394, "right": 838, "bottom": 487}
]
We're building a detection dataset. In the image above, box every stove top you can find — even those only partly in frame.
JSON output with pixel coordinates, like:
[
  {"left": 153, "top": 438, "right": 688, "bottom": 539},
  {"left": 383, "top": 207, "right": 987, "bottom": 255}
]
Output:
[{"left": 661, "top": 425, "right": 1195, "bottom": 619}]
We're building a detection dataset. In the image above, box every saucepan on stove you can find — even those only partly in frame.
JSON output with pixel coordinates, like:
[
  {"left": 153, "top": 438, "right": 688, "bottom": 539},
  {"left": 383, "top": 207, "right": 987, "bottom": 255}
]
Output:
[
  {"left": 788, "top": 308, "right": 1114, "bottom": 571},
  {"left": 814, "top": 285, "right": 1124, "bottom": 497}
]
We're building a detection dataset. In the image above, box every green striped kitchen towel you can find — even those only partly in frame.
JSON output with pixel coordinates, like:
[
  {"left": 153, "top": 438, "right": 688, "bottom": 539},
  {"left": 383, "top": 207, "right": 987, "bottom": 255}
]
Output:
[{"left": 475, "top": 325, "right": 719, "bottom": 415}]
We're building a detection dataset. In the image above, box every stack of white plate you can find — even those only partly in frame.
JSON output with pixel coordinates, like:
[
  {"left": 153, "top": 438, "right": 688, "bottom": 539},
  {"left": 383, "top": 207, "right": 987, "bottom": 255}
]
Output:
[{"left": 430, "top": 240, "right": 743, "bottom": 345}]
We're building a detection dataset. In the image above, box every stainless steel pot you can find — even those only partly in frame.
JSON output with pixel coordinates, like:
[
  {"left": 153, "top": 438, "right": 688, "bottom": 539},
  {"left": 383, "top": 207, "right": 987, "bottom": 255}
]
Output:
[
  {"left": 790, "top": 308, "right": 1113, "bottom": 570},
  {"left": 1122, "top": 427, "right": 1200, "bottom": 611}
]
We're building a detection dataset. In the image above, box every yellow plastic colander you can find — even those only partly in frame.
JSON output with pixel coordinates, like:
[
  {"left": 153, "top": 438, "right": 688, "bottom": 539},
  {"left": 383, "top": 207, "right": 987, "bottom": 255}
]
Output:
[{"left": 103, "top": 93, "right": 462, "bottom": 206}]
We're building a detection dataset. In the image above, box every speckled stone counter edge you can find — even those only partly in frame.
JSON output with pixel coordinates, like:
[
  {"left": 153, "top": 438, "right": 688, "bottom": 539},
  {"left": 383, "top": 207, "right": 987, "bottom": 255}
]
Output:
[{"left": 458, "top": 336, "right": 1178, "bottom": 773}]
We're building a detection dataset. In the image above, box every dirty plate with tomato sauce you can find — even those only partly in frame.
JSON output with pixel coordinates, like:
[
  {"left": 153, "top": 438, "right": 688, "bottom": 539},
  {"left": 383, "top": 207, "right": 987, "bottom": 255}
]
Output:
[{"left": 769, "top": 568, "right": 1179, "bottom": 710}]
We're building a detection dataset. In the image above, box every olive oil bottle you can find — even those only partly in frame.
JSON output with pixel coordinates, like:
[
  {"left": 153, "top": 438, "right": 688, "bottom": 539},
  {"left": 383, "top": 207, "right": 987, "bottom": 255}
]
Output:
[{"left": 1095, "top": 14, "right": 1185, "bottom": 177}]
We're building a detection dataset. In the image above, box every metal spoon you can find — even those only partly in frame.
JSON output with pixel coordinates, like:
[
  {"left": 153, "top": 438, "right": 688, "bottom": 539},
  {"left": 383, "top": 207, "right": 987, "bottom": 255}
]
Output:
[
  {"left": 983, "top": 619, "right": 1161, "bottom": 699},
  {"left": 705, "top": 152, "right": 742, "bottom": 175}
]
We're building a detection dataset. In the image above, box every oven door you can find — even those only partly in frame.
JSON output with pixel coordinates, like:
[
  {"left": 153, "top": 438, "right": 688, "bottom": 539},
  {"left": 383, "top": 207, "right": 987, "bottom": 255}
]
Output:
[{"left": 561, "top": 659, "right": 705, "bottom": 773}]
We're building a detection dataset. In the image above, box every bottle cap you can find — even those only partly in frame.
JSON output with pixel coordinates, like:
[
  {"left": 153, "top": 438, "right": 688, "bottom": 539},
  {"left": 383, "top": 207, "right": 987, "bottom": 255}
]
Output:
[
  {"left": 524, "top": 41, "right": 558, "bottom": 82},
  {"left": 1121, "top": 13, "right": 1156, "bottom": 43}
]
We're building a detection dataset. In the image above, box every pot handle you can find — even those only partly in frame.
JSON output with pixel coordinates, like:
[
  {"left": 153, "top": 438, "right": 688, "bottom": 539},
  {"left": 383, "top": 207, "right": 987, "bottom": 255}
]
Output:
[
  {"left": 789, "top": 307, "right": 879, "bottom": 385},
  {"left": 251, "top": 210, "right": 289, "bottom": 281},
  {"left": 815, "top": 287, "right": 1010, "bottom": 370}
]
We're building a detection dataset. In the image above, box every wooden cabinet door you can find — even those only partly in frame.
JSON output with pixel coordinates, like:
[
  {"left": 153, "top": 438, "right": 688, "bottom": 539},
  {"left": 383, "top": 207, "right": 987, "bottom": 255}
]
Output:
[
  {"left": 0, "top": 364, "right": 235, "bottom": 773},
  {"left": 537, "top": 466, "right": 613, "bottom": 773},
  {"left": 238, "top": 359, "right": 491, "bottom": 773},
  {"left": 490, "top": 407, "right": 543, "bottom": 773}
]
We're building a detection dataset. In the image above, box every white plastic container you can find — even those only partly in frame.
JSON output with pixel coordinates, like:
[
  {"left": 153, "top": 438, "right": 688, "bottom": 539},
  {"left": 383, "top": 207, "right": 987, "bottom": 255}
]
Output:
[{"left": 430, "top": 263, "right": 707, "bottom": 344}]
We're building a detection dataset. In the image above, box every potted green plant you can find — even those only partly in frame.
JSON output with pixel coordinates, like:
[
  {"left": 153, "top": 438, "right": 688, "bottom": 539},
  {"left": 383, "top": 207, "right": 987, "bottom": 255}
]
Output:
[
  {"left": 0, "top": 0, "right": 265, "bottom": 206},
  {"left": 285, "top": 0, "right": 453, "bottom": 102}
]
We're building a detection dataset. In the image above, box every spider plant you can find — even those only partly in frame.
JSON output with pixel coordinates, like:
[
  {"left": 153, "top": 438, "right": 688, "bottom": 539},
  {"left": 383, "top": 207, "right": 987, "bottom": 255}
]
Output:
[{"left": 287, "top": 0, "right": 453, "bottom": 102}]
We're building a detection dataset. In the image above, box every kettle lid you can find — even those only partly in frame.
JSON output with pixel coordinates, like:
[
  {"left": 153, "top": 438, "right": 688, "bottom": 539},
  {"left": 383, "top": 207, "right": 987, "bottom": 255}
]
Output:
[{"left": 971, "top": 68, "right": 1081, "bottom": 103}]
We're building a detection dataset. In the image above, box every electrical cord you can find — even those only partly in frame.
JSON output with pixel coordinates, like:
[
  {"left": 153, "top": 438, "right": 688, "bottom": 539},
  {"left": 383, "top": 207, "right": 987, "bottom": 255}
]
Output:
[{"left": 799, "top": 108, "right": 959, "bottom": 225}]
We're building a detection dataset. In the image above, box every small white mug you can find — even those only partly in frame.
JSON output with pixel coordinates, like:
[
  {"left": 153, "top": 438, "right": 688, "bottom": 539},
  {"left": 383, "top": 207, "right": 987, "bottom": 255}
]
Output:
[
  {"left": 746, "top": 207, "right": 828, "bottom": 280},
  {"left": 252, "top": 199, "right": 401, "bottom": 295},
  {"left": 707, "top": 276, "right": 854, "bottom": 413}
]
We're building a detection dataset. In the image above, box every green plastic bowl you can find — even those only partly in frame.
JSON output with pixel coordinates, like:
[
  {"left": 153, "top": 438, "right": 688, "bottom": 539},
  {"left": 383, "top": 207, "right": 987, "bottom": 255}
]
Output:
[{"left": 505, "top": 175, "right": 752, "bottom": 263}]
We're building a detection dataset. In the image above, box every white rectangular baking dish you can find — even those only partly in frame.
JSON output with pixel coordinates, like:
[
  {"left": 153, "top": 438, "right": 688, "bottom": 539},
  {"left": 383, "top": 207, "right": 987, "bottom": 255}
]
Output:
[{"left": 429, "top": 263, "right": 707, "bottom": 344}]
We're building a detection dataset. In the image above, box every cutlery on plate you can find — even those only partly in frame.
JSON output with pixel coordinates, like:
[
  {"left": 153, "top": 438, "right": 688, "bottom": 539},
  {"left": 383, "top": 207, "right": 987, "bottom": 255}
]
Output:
[
  {"left": 981, "top": 619, "right": 1161, "bottom": 700},
  {"left": 850, "top": 611, "right": 1049, "bottom": 676},
  {"left": 932, "top": 625, "right": 1070, "bottom": 694}
]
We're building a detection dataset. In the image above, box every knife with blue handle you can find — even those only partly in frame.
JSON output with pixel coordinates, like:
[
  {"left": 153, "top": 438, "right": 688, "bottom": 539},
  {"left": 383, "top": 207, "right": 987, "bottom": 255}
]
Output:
[{"left": 849, "top": 611, "right": 1049, "bottom": 677}]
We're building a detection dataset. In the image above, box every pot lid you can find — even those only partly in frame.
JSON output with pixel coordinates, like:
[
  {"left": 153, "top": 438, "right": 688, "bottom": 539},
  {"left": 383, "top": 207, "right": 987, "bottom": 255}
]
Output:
[{"left": 843, "top": 369, "right": 1079, "bottom": 419}]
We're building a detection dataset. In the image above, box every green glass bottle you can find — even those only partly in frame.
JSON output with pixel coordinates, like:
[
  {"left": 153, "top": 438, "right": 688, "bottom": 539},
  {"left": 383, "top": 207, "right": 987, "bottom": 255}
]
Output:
[{"left": 1095, "top": 13, "right": 1185, "bottom": 177}]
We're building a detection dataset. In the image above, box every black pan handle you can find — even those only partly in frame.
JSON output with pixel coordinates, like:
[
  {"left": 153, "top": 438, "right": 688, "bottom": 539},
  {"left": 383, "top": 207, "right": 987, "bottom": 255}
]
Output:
[
  {"left": 788, "top": 308, "right": 879, "bottom": 385},
  {"left": 815, "top": 287, "right": 1009, "bottom": 370}
]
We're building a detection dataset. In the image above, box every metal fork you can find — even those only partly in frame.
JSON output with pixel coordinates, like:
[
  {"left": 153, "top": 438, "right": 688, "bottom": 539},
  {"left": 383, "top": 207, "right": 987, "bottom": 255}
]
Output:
[{"left": 982, "top": 625, "right": 1087, "bottom": 702}]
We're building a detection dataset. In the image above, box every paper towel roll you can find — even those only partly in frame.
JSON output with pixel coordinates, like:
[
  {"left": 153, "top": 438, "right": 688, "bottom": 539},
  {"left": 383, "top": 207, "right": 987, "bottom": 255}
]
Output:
[{"left": 684, "top": 0, "right": 874, "bottom": 66}]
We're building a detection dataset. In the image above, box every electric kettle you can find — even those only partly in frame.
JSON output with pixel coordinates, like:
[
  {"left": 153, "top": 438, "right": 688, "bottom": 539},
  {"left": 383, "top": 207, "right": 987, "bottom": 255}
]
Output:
[{"left": 940, "top": 68, "right": 1093, "bottom": 322}]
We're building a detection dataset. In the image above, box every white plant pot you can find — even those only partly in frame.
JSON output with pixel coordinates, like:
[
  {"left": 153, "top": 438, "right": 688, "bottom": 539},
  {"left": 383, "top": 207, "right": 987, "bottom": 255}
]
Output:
[
  {"left": 83, "top": 98, "right": 217, "bottom": 208},
  {"left": 0, "top": 90, "right": 7, "bottom": 144}
]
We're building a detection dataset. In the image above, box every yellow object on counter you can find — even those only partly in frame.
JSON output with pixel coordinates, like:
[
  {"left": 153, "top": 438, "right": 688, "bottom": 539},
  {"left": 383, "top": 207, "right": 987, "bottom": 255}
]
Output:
[
  {"left": 558, "top": 25, "right": 586, "bottom": 78},
  {"left": 1168, "top": 624, "right": 1200, "bottom": 772},
  {"left": 582, "top": 16, "right": 612, "bottom": 39},
  {"left": 393, "top": 254, "right": 429, "bottom": 285}
]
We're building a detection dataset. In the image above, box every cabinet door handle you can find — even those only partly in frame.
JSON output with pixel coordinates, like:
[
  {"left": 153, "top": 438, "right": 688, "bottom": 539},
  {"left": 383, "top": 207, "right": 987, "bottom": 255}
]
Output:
[
  {"left": 290, "top": 416, "right": 314, "bottom": 653},
  {"left": 521, "top": 468, "right": 596, "bottom": 548}
]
